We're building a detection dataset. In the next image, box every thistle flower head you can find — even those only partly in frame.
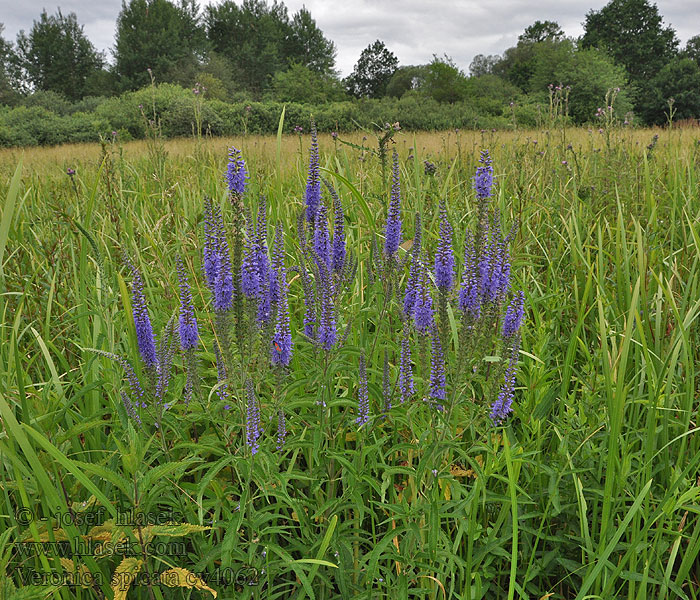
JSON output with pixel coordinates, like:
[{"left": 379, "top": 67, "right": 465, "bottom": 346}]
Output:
[
  {"left": 176, "top": 257, "right": 198, "bottom": 351},
  {"left": 385, "top": 150, "right": 402, "bottom": 257},
  {"left": 434, "top": 200, "right": 455, "bottom": 290},
  {"left": 225, "top": 146, "right": 248, "bottom": 197},
  {"left": 305, "top": 120, "right": 321, "bottom": 223}
]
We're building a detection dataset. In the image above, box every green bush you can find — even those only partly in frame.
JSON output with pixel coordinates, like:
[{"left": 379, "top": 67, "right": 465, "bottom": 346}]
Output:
[{"left": 0, "top": 82, "right": 521, "bottom": 148}]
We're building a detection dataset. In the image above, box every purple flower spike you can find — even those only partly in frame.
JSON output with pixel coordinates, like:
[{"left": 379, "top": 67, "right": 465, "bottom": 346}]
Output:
[
  {"left": 305, "top": 121, "right": 321, "bottom": 223},
  {"left": 213, "top": 207, "right": 234, "bottom": 312},
  {"left": 434, "top": 200, "right": 455, "bottom": 290},
  {"left": 356, "top": 352, "right": 369, "bottom": 427},
  {"left": 276, "top": 409, "right": 287, "bottom": 450},
  {"left": 314, "top": 202, "right": 331, "bottom": 271},
  {"left": 403, "top": 215, "right": 422, "bottom": 317},
  {"left": 317, "top": 265, "right": 336, "bottom": 350},
  {"left": 176, "top": 257, "right": 198, "bottom": 351},
  {"left": 246, "top": 379, "right": 261, "bottom": 455},
  {"left": 429, "top": 325, "right": 446, "bottom": 401},
  {"left": 241, "top": 213, "right": 260, "bottom": 299},
  {"left": 502, "top": 291, "right": 525, "bottom": 339},
  {"left": 127, "top": 258, "right": 157, "bottom": 369},
  {"left": 398, "top": 321, "right": 414, "bottom": 403},
  {"left": 213, "top": 344, "right": 228, "bottom": 403},
  {"left": 255, "top": 199, "right": 272, "bottom": 325},
  {"left": 385, "top": 150, "right": 402, "bottom": 257},
  {"left": 474, "top": 149, "right": 494, "bottom": 199},
  {"left": 413, "top": 256, "right": 434, "bottom": 333},
  {"left": 331, "top": 186, "right": 346, "bottom": 274},
  {"left": 272, "top": 226, "right": 293, "bottom": 366},
  {"left": 202, "top": 199, "right": 220, "bottom": 290},
  {"left": 490, "top": 339, "right": 520, "bottom": 424},
  {"left": 459, "top": 232, "right": 481, "bottom": 317},
  {"left": 120, "top": 391, "right": 141, "bottom": 425},
  {"left": 225, "top": 147, "right": 248, "bottom": 197}
]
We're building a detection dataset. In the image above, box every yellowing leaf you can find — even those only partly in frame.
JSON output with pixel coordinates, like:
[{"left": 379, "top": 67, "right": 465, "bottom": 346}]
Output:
[
  {"left": 111, "top": 558, "right": 143, "bottom": 600},
  {"left": 160, "top": 568, "right": 217, "bottom": 598},
  {"left": 22, "top": 528, "right": 69, "bottom": 542},
  {"left": 60, "top": 559, "right": 92, "bottom": 588},
  {"left": 86, "top": 521, "right": 119, "bottom": 542}
]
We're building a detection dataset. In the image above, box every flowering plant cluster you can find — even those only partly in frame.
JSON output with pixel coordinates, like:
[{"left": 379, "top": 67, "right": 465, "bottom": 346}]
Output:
[{"left": 102, "top": 131, "right": 525, "bottom": 456}]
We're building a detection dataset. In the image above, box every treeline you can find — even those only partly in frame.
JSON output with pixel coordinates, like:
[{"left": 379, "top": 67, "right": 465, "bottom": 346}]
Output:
[{"left": 0, "top": 0, "right": 699, "bottom": 147}]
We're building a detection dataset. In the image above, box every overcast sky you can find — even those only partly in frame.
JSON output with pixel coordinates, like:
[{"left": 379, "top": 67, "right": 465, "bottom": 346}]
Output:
[{"left": 2, "top": 0, "right": 698, "bottom": 76}]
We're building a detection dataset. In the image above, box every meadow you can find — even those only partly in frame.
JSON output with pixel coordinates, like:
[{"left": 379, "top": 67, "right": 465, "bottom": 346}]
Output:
[{"left": 1, "top": 122, "right": 700, "bottom": 600}]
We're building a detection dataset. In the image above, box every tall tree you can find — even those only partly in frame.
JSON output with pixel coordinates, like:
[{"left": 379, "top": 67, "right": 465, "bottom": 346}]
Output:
[
  {"left": 423, "top": 55, "right": 467, "bottom": 103},
  {"left": 285, "top": 8, "right": 337, "bottom": 75},
  {"left": 638, "top": 57, "right": 700, "bottom": 123},
  {"left": 345, "top": 40, "right": 398, "bottom": 98},
  {"left": 519, "top": 20, "right": 564, "bottom": 43},
  {"left": 15, "top": 10, "right": 104, "bottom": 100},
  {"left": 114, "top": 0, "right": 207, "bottom": 90},
  {"left": 205, "top": 0, "right": 291, "bottom": 96},
  {"left": 681, "top": 35, "right": 700, "bottom": 66},
  {"left": 469, "top": 54, "right": 500, "bottom": 77},
  {"left": 0, "top": 24, "right": 19, "bottom": 104},
  {"left": 580, "top": 0, "right": 678, "bottom": 85}
]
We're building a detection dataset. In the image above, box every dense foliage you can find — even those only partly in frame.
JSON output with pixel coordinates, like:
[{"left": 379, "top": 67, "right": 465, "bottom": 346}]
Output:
[{"left": 2, "top": 123, "right": 700, "bottom": 598}]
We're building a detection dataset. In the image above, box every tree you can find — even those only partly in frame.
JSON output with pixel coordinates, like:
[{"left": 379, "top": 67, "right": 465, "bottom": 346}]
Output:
[
  {"left": 0, "top": 24, "right": 19, "bottom": 104},
  {"left": 422, "top": 55, "right": 467, "bottom": 103},
  {"left": 285, "top": 8, "right": 337, "bottom": 75},
  {"left": 386, "top": 65, "right": 428, "bottom": 98},
  {"left": 681, "top": 35, "right": 700, "bottom": 65},
  {"left": 469, "top": 54, "right": 500, "bottom": 77},
  {"left": 115, "top": 0, "right": 207, "bottom": 90},
  {"left": 345, "top": 40, "right": 398, "bottom": 98},
  {"left": 580, "top": 0, "right": 678, "bottom": 85},
  {"left": 519, "top": 20, "right": 564, "bottom": 43},
  {"left": 271, "top": 63, "right": 345, "bottom": 103},
  {"left": 638, "top": 57, "right": 700, "bottom": 123},
  {"left": 205, "top": 0, "right": 292, "bottom": 96},
  {"left": 15, "top": 10, "right": 104, "bottom": 100}
]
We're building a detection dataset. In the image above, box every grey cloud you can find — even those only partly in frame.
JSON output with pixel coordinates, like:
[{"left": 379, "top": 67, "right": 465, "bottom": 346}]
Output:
[{"left": 2, "top": 0, "right": 697, "bottom": 75}]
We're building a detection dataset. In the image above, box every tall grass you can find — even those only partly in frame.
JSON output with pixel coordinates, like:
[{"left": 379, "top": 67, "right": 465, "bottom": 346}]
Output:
[{"left": 1, "top": 125, "right": 700, "bottom": 599}]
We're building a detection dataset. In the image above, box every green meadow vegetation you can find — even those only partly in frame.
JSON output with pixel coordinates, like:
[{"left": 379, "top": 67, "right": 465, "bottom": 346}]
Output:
[{"left": 1, "top": 122, "right": 700, "bottom": 600}]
